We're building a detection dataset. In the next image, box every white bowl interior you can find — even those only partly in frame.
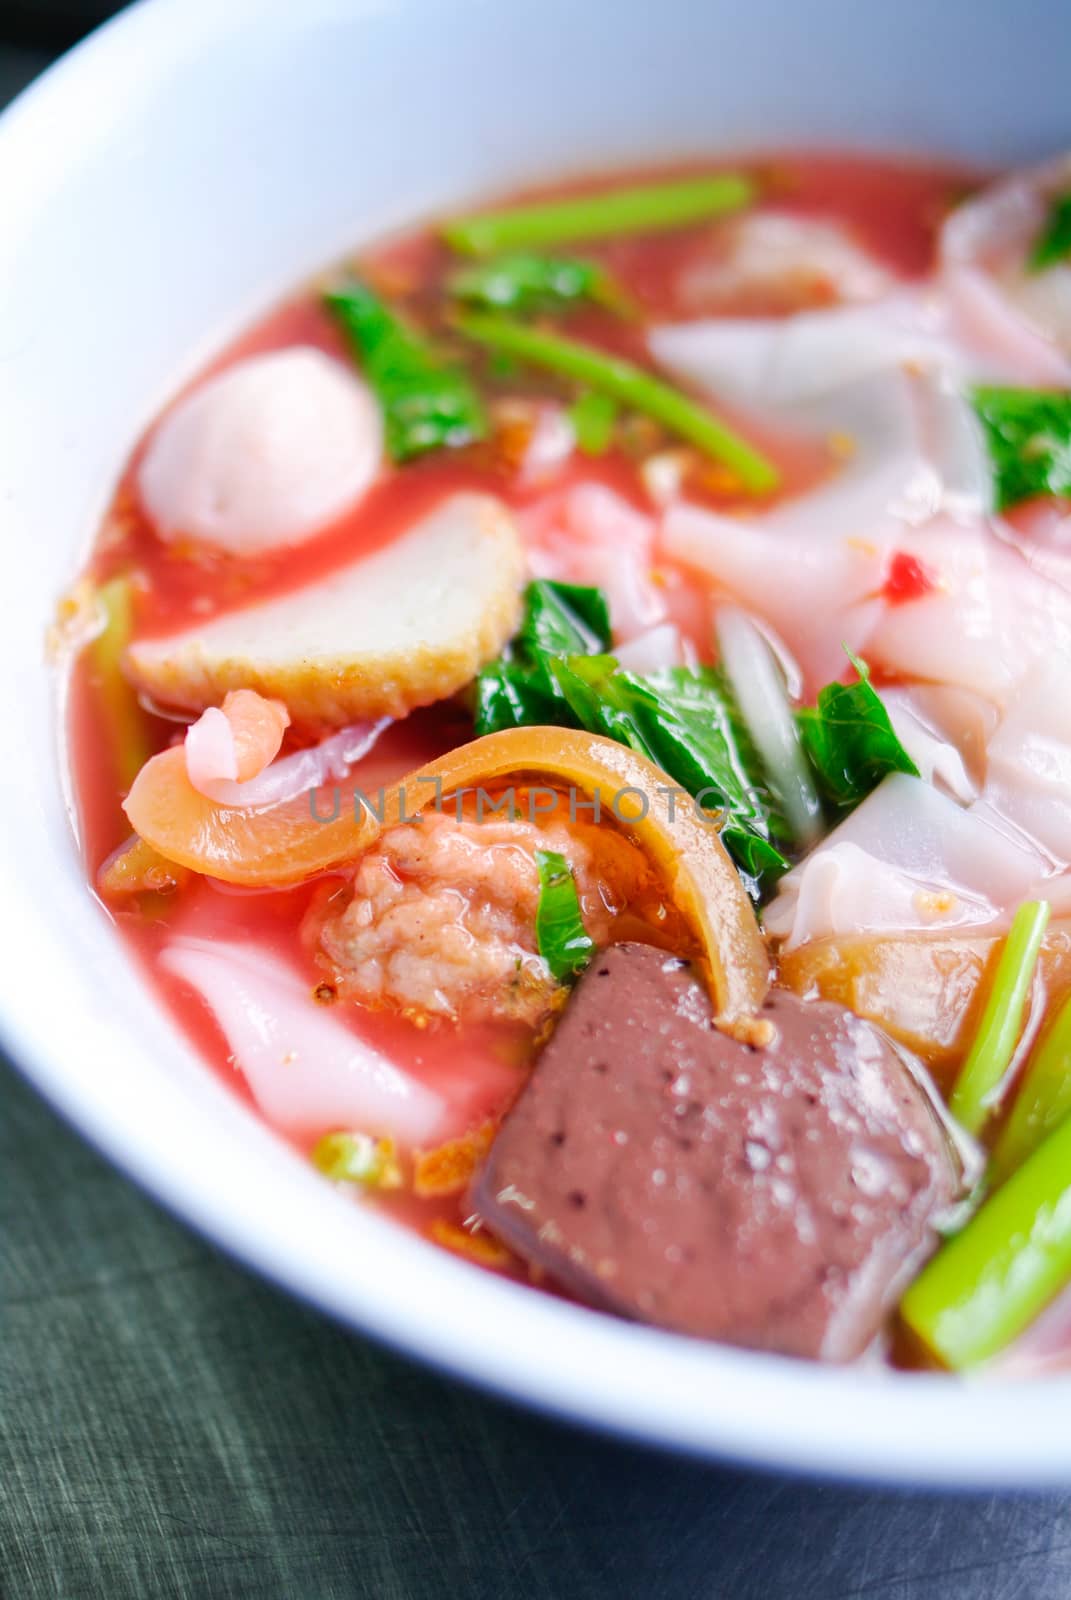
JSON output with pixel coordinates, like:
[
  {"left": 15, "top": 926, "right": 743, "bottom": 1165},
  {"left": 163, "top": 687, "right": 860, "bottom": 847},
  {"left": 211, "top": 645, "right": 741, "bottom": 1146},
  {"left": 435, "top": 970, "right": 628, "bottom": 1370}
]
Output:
[{"left": 2, "top": 0, "right": 1070, "bottom": 1485}]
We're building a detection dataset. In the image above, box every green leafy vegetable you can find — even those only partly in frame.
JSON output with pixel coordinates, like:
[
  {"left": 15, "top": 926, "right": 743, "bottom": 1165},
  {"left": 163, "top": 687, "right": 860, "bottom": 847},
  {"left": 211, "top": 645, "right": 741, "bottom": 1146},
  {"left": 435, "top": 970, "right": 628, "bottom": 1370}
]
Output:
[
  {"left": 325, "top": 278, "right": 486, "bottom": 462},
  {"left": 474, "top": 579, "right": 610, "bottom": 734},
  {"left": 900, "top": 1107, "right": 1071, "bottom": 1370},
  {"left": 991, "top": 991, "right": 1071, "bottom": 1183},
  {"left": 475, "top": 583, "right": 788, "bottom": 888},
  {"left": 972, "top": 386, "right": 1071, "bottom": 510},
  {"left": 442, "top": 173, "right": 756, "bottom": 257},
  {"left": 1029, "top": 190, "right": 1071, "bottom": 273},
  {"left": 534, "top": 849, "right": 595, "bottom": 982},
  {"left": 552, "top": 656, "right": 789, "bottom": 883},
  {"left": 517, "top": 579, "right": 611, "bottom": 659},
  {"left": 473, "top": 663, "right": 560, "bottom": 737},
  {"left": 796, "top": 651, "right": 919, "bottom": 811},
  {"left": 455, "top": 312, "right": 779, "bottom": 493},
  {"left": 949, "top": 900, "right": 1052, "bottom": 1137},
  {"left": 569, "top": 390, "right": 618, "bottom": 454},
  {"left": 448, "top": 253, "right": 630, "bottom": 318}
]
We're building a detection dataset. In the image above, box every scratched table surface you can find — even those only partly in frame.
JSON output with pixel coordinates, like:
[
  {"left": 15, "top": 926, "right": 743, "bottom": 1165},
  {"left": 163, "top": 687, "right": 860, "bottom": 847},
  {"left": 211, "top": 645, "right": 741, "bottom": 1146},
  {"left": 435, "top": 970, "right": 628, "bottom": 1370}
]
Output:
[{"left": 5, "top": 27, "right": 1071, "bottom": 1600}]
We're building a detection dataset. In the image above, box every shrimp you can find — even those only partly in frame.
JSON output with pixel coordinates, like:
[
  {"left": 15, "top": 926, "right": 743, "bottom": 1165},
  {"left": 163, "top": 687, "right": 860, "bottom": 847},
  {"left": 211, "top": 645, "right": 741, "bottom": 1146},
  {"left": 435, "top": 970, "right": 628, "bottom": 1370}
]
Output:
[
  {"left": 184, "top": 688, "right": 291, "bottom": 794},
  {"left": 123, "top": 689, "right": 388, "bottom": 890}
]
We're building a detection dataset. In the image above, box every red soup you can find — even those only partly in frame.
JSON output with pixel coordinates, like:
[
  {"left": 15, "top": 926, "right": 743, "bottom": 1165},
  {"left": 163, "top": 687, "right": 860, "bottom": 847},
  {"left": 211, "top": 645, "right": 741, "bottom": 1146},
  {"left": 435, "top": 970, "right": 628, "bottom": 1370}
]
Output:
[{"left": 65, "top": 150, "right": 1071, "bottom": 1372}]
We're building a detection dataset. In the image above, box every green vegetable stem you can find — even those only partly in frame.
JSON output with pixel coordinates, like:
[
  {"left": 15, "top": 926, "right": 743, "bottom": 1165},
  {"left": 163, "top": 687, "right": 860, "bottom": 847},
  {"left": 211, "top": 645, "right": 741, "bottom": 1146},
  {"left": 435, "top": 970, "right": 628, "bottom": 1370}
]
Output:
[
  {"left": 442, "top": 173, "right": 756, "bottom": 256},
  {"left": 991, "top": 989, "right": 1071, "bottom": 1183},
  {"left": 949, "top": 900, "right": 1052, "bottom": 1138},
  {"left": 455, "top": 312, "right": 779, "bottom": 493},
  {"left": 900, "top": 1109, "right": 1071, "bottom": 1369},
  {"left": 569, "top": 391, "right": 618, "bottom": 455},
  {"left": 90, "top": 575, "right": 153, "bottom": 792}
]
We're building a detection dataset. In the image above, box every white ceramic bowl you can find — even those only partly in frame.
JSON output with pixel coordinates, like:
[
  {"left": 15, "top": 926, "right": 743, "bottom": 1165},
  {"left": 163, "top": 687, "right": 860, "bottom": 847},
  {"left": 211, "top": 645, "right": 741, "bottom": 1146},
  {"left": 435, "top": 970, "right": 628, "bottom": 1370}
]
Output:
[{"left": 2, "top": 0, "right": 1070, "bottom": 1487}]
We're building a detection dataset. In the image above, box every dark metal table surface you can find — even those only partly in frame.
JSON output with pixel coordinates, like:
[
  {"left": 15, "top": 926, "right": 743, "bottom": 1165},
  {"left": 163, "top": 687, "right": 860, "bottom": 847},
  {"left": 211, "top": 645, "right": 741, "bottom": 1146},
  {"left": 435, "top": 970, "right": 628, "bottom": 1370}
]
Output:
[
  {"left": 4, "top": 28, "right": 1071, "bottom": 1600},
  {"left": 7, "top": 1060, "right": 1071, "bottom": 1600}
]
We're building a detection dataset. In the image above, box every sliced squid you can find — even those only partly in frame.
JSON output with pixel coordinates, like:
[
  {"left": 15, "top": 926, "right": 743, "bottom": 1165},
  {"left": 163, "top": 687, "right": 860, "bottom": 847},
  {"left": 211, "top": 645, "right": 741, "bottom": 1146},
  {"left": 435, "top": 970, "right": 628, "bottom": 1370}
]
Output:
[
  {"left": 184, "top": 689, "right": 290, "bottom": 796},
  {"left": 186, "top": 716, "right": 389, "bottom": 809}
]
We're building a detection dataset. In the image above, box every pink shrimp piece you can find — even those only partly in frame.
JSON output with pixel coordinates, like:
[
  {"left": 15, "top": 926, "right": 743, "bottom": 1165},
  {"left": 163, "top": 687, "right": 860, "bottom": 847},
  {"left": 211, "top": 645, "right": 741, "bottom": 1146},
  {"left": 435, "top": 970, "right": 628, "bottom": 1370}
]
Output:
[{"left": 185, "top": 688, "right": 290, "bottom": 794}]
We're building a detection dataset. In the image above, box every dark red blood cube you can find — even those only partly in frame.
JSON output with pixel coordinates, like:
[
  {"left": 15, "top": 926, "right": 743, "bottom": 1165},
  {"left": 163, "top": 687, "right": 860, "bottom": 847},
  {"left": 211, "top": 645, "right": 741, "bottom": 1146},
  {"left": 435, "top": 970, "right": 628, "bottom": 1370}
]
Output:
[{"left": 471, "top": 943, "right": 965, "bottom": 1361}]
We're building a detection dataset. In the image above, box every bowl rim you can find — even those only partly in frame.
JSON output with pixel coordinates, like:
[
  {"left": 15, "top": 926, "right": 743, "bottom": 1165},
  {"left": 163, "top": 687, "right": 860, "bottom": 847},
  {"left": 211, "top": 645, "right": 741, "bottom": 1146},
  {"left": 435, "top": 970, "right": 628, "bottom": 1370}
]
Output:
[{"left": 4, "top": 0, "right": 1071, "bottom": 1491}]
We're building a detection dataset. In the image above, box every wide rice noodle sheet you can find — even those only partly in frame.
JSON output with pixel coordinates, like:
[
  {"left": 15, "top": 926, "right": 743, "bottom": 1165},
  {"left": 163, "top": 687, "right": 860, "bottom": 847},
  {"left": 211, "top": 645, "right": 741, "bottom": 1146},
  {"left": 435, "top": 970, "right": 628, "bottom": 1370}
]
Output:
[
  {"left": 939, "top": 153, "right": 1071, "bottom": 375},
  {"left": 982, "top": 655, "right": 1071, "bottom": 864},
  {"left": 652, "top": 240, "right": 1071, "bottom": 697},
  {"left": 878, "top": 688, "right": 977, "bottom": 803},
  {"left": 1000, "top": 499, "right": 1071, "bottom": 594},
  {"left": 657, "top": 367, "right": 946, "bottom": 684},
  {"left": 650, "top": 294, "right": 955, "bottom": 404},
  {"left": 160, "top": 938, "right": 448, "bottom": 1144},
  {"left": 651, "top": 293, "right": 1005, "bottom": 690},
  {"left": 675, "top": 210, "right": 897, "bottom": 312},
  {"left": 764, "top": 773, "right": 1048, "bottom": 949},
  {"left": 864, "top": 518, "right": 1071, "bottom": 705}
]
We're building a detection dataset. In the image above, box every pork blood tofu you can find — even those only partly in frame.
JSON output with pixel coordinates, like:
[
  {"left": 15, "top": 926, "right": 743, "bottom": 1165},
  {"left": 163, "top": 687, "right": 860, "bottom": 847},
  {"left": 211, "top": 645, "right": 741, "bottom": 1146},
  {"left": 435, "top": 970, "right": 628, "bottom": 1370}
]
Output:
[{"left": 471, "top": 943, "right": 965, "bottom": 1360}]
